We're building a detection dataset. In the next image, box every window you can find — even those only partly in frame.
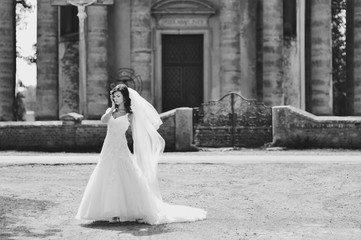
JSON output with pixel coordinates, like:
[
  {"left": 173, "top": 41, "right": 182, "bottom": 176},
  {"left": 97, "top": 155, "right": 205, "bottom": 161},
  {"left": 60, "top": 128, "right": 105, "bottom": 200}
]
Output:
[
  {"left": 60, "top": 6, "right": 79, "bottom": 36},
  {"left": 284, "top": 0, "right": 297, "bottom": 37}
]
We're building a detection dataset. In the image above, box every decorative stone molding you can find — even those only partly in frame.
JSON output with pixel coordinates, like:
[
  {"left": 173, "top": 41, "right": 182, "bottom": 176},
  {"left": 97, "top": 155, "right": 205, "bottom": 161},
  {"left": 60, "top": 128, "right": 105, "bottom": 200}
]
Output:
[
  {"left": 60, "top": 112, "right": 84, "bottom": 124},
  {"left": 151, "top": 0, "right": 216, "bottom": 28},
  {"left": 151, "top": 0, "right": 216, "bottom": 15},
  {"left": 51, "top": 0, "right": 113, "bottom": 5}
]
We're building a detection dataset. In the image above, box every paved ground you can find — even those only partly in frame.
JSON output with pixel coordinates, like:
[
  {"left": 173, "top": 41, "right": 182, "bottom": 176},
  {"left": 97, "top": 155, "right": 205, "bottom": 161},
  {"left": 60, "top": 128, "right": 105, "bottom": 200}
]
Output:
[{"left": 1, "top": 149, "right": 361, "bottom": 240}]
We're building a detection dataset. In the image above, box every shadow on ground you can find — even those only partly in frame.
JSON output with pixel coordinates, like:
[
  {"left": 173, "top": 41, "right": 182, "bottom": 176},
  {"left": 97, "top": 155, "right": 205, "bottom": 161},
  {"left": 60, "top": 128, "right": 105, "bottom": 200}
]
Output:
[{"left": 82, "top": 220, "right": 173, "bottom": 237}]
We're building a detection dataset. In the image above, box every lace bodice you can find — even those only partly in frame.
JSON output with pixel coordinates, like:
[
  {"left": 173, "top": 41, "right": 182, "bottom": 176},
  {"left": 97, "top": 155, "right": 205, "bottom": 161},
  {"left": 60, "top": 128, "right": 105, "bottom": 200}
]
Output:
[{"left": 107, "top": 114, "right": 129, "bottom": 136}]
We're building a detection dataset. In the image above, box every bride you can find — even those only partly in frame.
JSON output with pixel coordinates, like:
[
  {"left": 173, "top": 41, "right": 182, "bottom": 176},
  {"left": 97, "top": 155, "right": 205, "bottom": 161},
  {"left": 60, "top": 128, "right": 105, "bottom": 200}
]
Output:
[{"left": 75, "top": 84, "right": 207, "bottom": 225}]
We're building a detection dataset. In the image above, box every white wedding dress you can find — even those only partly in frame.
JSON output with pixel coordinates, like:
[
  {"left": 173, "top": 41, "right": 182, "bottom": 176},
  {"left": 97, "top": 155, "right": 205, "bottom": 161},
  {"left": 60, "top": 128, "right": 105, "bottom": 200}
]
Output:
[{"left": 75, "top": 113, "right": 207, "bottom": 225}]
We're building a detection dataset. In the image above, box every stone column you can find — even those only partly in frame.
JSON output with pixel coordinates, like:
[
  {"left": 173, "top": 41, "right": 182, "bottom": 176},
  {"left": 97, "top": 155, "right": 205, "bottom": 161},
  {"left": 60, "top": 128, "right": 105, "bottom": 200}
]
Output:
[
  {"left": 58, "top": 39, "right": 79, "bottom": 117},
  {"left": 346, "top": 0, "right": 354, "bottom": 115},
  {"left": 36, "top": 0, "right": 59, "bottom": 120},
  {"left": 220, "top": 0, "right": 241, "bottom": 96},
  {"left": 86, "top": 6, "right": 109, "bottom": 119},
  {"left": 0, "top": 1, "right": 15, "bottom": 121},
  {"left": 262, "top": 0, "right": 283, "bottom": 106},
  {"left": 240, "top": 0, "right": 257, "bottom": 99},
  {"left": 283, "top": 0, "right": 303, "bottom": 108},
  {"left": 131, "top": 0, "right": 152, "bottom": 101},
  {"left": 310, "top": 0, "right": 332, "bottom": 115},
  {"left": 113, "top": 0, "right": 131, "bottom": 68},
  {"left": 299, "top": 0, "right": 306, "bottom": 110},
  {"left": 347, "top": 0, "right": 361, "bottom": 115}
]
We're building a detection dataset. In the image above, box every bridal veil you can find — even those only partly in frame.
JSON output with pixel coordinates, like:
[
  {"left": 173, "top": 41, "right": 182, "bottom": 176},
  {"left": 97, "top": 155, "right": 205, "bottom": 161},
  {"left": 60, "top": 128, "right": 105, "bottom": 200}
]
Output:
[{"left": 128, "top": 88, "right": 165, "bottom": 200}]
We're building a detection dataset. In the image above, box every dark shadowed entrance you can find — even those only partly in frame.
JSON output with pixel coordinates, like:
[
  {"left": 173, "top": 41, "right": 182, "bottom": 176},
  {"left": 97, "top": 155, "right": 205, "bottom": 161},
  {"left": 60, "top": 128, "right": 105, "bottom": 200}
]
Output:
[{"left": 162, "top": 34, "right": 203, "bottom": 111}]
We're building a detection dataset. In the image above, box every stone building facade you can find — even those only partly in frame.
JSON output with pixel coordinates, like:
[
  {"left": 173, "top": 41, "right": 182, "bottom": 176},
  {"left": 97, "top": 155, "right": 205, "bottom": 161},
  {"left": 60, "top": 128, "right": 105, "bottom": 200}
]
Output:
[{"left": 1, "top": 0, "right": 361, "bottom": 121}]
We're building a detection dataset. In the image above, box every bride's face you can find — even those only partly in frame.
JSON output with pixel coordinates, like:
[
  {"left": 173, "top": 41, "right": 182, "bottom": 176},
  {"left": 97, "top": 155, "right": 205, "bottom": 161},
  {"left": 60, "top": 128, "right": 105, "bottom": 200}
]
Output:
[{"left": 112, "top": 91, "right": 124, "bottom": 106}]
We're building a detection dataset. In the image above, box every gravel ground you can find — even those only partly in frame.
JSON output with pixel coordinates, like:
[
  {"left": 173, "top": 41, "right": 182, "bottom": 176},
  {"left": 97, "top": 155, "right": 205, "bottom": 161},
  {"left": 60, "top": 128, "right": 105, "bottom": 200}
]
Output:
[{"left": 1, "top": 152, "right": 361, "bottom": 239}]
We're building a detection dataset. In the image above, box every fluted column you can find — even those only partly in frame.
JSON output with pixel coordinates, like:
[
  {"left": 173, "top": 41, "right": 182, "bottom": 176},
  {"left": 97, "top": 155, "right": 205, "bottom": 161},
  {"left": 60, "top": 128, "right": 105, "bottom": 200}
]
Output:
[
  {"left": 36, "top": 0, "right": 58, "bottom": 120},
  {"left": 220, "top": 0, "right": 241, "bottom": 96},
  {"left": 86, "top": 6, "right": 109, "bottom": 119},
  {"left": 131, "top": 0, "right": 152, "bottom": 101},
  {"left": 262, "top": 0, "right": 283, "bottom": 106},
  {"left": 310, "top": 0, "right": 332, "bottom": 115},
  {"left": 347, "top": 0, "right": 361, "bottom": 115},
  {"left": 0, "top": 1, "right": 15, "bottom": 121}
]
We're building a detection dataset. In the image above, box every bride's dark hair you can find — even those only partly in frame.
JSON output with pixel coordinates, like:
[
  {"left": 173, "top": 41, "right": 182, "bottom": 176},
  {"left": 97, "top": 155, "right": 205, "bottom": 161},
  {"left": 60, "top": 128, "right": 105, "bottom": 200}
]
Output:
[{"left": 111, "top": 84, "right": 132, "bottom": 114}]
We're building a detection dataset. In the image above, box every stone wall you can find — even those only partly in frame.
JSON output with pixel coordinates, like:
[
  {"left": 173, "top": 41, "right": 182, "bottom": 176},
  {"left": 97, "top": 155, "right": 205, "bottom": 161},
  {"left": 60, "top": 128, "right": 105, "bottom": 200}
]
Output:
[
  {"left": 273, "top": 106, "right": 361, "bottom": 149},
  {"left": 0, "top": 121, "right": 106, "bottom": 152},
  {"left": 3, "top": 104, "right": 361, "bottom": 151},
  {"left": 158, "top": 109, "right": 176, "bottom": 151},
  {"left": 0, "top": 108, "right": 194, "bottom": 152}
]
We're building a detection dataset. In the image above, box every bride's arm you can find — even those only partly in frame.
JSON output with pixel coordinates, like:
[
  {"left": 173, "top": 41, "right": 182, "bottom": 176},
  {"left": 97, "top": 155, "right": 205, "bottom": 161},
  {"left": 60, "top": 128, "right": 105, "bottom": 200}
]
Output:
[
  {"left": 101, "top": 95, "right": 115, "bottom": 123},
  {"left": 101, "top": 108, "right": 113, "bottom": 123}
]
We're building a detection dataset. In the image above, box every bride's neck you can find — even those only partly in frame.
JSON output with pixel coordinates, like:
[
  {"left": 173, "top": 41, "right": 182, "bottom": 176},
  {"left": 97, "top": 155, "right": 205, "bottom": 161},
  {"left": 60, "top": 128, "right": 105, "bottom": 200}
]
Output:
[{"left": 115, "top": 106, "right": 126, "bottom": 112}]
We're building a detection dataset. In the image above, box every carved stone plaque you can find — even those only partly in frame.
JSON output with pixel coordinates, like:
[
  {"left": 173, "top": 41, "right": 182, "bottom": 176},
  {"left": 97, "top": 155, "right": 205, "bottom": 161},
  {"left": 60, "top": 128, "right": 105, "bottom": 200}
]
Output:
[{"left": 158, "top": 17, "right": 208, "bottom": 28}]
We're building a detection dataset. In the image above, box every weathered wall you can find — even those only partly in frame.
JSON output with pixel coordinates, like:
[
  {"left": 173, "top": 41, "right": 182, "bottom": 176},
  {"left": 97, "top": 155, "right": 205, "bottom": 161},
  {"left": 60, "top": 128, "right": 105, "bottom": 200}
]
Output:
[
  {"left": 346, "top": 0, "right": 361, "bottom": 116},
  {"left": 59, "top": 40, "right": 79, "bottom": 116},
  {"left": 283, "top": 38, "right": 301, "bottom": 107},
  {"left": 240, "top": 0, "right": 257, "bottom": 99},
  {"left": 157, "top": 110, "right": 175, "bottom": 151},
  {"left": 0, "top": 120, "right": 105, "bottom": 152},
  {"left": 273, "top": 106, "right": 361, "bottom": 149},
  {"left": 309, "top": 0, "right": 333, "bottom": 115},
  {"left": 346, "top": 0, "right": 355, "bottom": 115},
  {"left": 86, "top": 6, "right": 109, "bottom": 119},
  {"left": 131, "top": 0, "right": 152, "bottom": 101},
  {"left": 219, "top": 0, "right": 241, "bottom": 95},
  {"left": 261, "top": 0, "right": 284, "bottom": 106},
  {"left": 108, "top": 0, "right": 131, "bottom": 74},
  {"left": 0, "top": 108, "right": 195, "bottom": 152},
  {"left": 36, "top": 0, "right": 58, "bottom": 120},
  {"left": 0, "top": 0, "right": 15, "bottom": 121},
  {"left": 208, "top": 2, "right": 221, "bottom": 101}
]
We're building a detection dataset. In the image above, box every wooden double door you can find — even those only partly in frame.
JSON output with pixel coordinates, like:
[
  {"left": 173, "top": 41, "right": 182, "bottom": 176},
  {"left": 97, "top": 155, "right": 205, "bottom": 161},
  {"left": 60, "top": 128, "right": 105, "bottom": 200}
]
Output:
[{"left": 162, "top": 34, "right": 204, "bottom": 112}]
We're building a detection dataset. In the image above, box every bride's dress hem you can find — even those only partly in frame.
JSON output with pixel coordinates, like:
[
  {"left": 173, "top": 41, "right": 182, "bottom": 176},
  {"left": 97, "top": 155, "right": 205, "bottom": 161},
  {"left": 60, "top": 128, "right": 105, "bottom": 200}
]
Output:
[{"left": 75, "top": 209, "right": 207, "bottom": 226}]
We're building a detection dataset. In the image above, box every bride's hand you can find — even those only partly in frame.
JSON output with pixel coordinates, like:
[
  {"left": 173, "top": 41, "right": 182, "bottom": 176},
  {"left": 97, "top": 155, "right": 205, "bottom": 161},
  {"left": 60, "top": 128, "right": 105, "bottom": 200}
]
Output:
[{"left": 110, "top": 94, "right": 115, "bottom": 110}]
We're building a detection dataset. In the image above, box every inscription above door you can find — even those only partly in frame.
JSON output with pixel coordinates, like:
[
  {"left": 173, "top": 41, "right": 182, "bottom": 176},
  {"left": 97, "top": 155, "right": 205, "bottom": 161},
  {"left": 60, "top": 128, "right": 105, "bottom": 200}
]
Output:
[{"left": 158, "top": 17, "right": 208, "bottom": 28}]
